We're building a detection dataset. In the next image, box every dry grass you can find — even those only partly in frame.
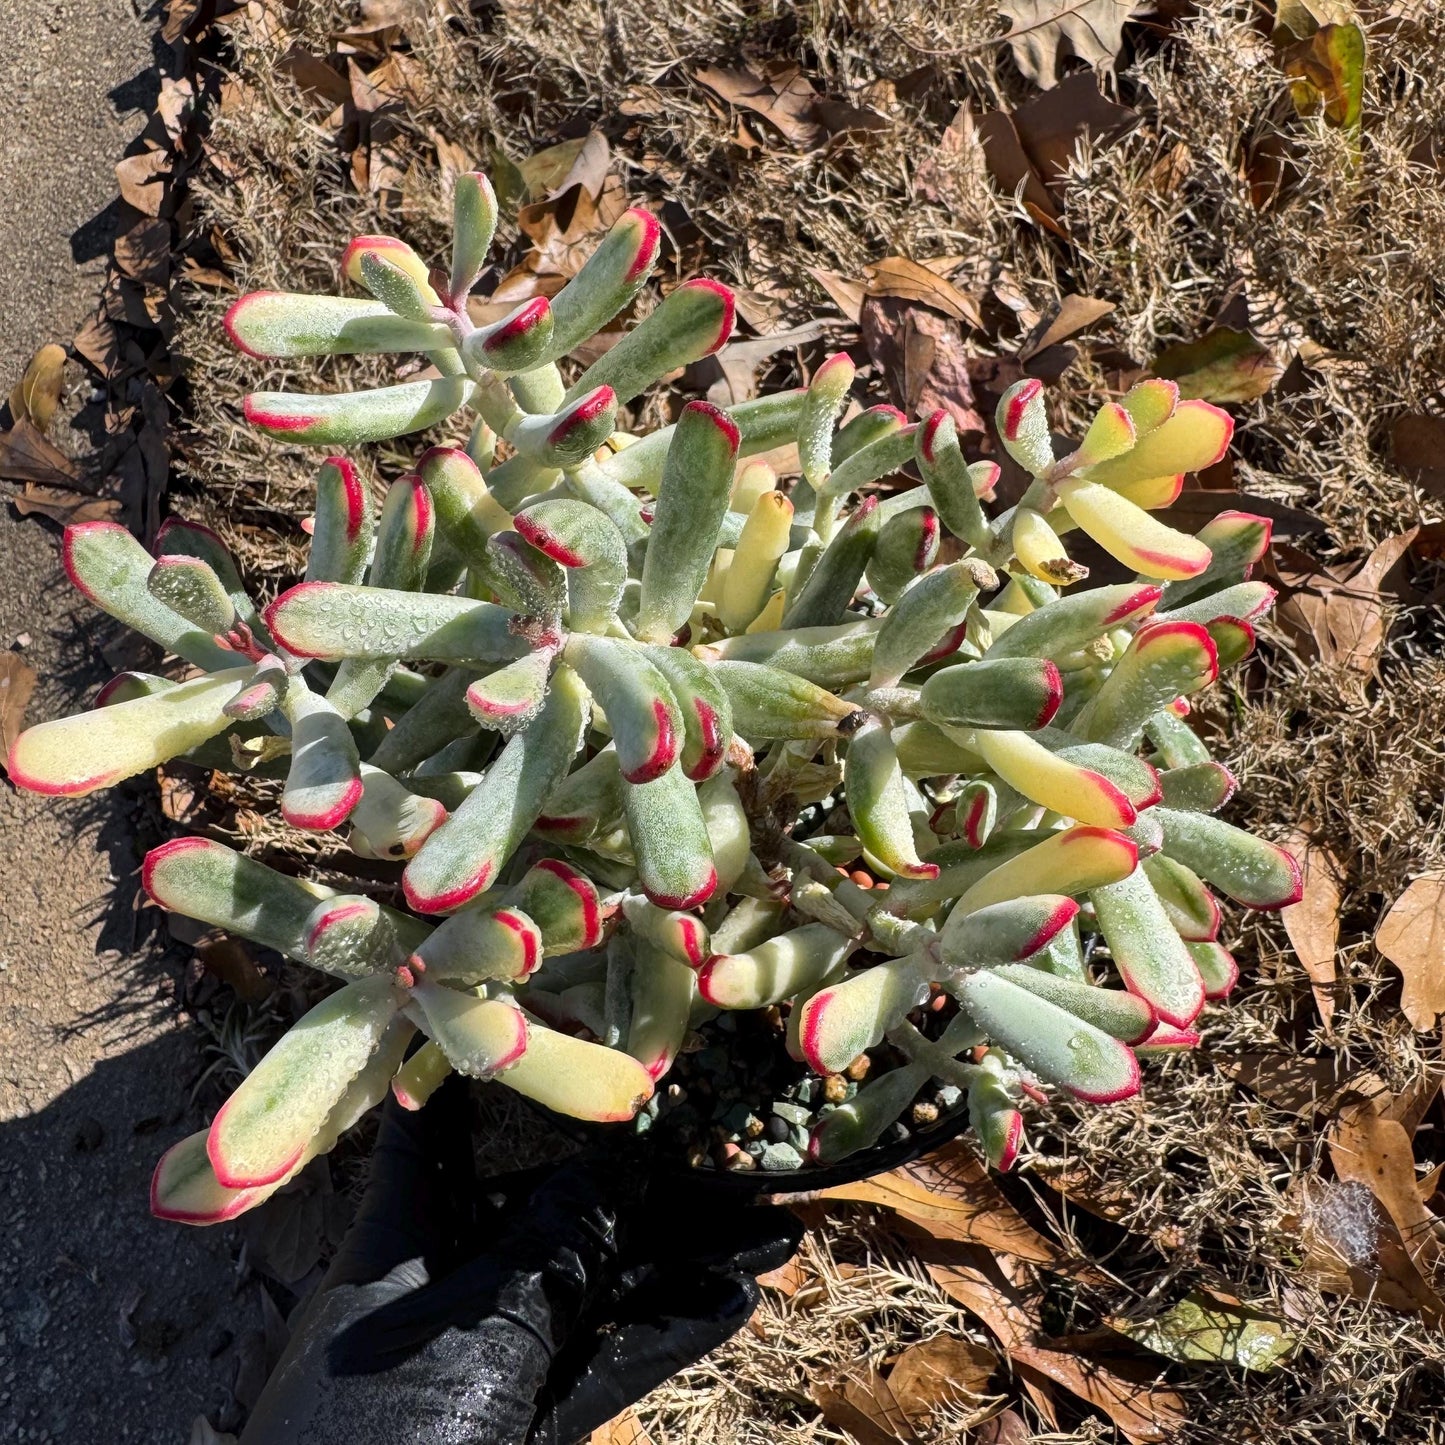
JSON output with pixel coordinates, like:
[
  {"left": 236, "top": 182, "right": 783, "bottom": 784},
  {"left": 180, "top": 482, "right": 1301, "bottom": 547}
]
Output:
[{"left": 164, "top": 1, "right": 1445, "bottom": 1439}]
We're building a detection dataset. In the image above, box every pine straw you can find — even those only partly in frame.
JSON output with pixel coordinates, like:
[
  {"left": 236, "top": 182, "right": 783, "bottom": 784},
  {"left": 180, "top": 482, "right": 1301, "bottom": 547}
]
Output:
[{"left": 169, "top": 1, "right": 1445, "bottom": 1439}]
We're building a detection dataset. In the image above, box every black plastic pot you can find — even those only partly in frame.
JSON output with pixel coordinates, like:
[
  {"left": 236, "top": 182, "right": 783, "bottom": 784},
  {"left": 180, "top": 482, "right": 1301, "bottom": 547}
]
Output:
[{"left": 520, "top": 1093, "right": 974, "bottom": 1200}]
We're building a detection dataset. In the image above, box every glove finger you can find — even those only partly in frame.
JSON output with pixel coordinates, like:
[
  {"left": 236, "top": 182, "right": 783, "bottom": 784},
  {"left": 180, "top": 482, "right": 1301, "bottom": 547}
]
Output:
[
  {"left": 529, "top": 1265, "right": 760, "bottom": 1444},
  {"left": 632, "top": 1189, "right": 805, "bottom": 1276},
  {"left": 326, "top": 1070, "right": 480, "bottom": 1288},
  {"left": 330, "top": 1152, "right": 635, "bottom": 1371}
]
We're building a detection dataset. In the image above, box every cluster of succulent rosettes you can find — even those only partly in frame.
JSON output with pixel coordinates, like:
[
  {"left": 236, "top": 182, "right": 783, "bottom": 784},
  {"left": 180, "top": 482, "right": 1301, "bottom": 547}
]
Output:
[{"left": 6, "top": 169, "right": 1304, "bottom": 1217}]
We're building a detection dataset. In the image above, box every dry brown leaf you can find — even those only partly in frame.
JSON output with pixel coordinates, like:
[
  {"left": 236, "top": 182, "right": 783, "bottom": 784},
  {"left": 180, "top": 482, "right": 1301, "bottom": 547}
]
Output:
[
  {"left": 73, "top": 314, "right": 121, "bottom": 379},
  {"left": 756, "top": 1255, "right": 809, "bottom": 1298},
  {"left": 974, "top": 1409, "right": 1031, "bottom": 1443},
  {"left": 11, "top": 484, "right": 120, "bottom": 528},
  {"left": 975, "top": 110, "right": 1066, "bottom": 235},
  {"left": 1009, "top": 72, "right": 1137, "bottom": 186},
  {"left": 195, "top": 935, "right": 272, "bottom": 1005},
  {"left": 8, "top": 345, "right": 68, "bottom": 434},
  {"left": 918, "top": 1241, "right": 1187, "bottom": 1443},
  {"left": 863, "top": 257, "right": 984, "bottom": 330},
  {"left": 1217, "top": 1052, "right": 1350, "bottom": 1116},
  {"left": 861, "top": 299, "right": 986, "bottom": 435},
  {"left": 694, "top": 64, "right": 823, "bottom": 149},
  {"left": 888, "top": 1335, "right": 997, "bottom": 1423},
  {"left": 1329, "top": 1109, "right": 1445, "bottom": 1281},
  {"left": 1391, "top": 412, "right": 1445, "bottom": 498},
  {"left": 814, "top": 1374, "right": 919, "bottom": 1445},
  {"left": 915, "top": 105, "right": 976, "bottom": 213},
  {"left": 1322, "top": 528, "right": 1418, "bottom": 671},
  {"left": 809, "top": 268, "right": 866, "bottom": 324},
  {"left": 0, "top": 653, "right": 37, "bottom": 764},
  {"left": 589, "top": 1407, "right": 656, "bottom": 1445},
  {"left": 1153, "top": 327, "right": 1284, "bottom": 403},
  {"left": 1376, "top": 872, "right": 1445, "bottom": 1030},
  {"left": 1279, "top": 830, "right": 1343, "bottom": 1026},
  {"left": 820, "top": 1139, "right": 1083, "bottom": 1270},
  {"left": 114, "top": 219, "right": 171, "bottom": 285},
  {"left": 276, "top": 47, "right": 351, "bottom": 108},
  {"left": 1020, "top": 294, "right": 1116, "bottom": 362},
  {"left": 0, "top": 417, "right": 82, "bottom": 487},
  {"left": 998, "top": 0, "right": 1154, "bottom": 89},
  {"left": 115, "top": 149, "right": 172, "bottom": 217}
]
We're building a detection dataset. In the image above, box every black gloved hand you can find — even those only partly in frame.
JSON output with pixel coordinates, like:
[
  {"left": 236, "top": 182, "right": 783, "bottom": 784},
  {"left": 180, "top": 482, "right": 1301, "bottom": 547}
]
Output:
[{"left": 240, "top": 1074, "right": 802, "bottom": 1445}]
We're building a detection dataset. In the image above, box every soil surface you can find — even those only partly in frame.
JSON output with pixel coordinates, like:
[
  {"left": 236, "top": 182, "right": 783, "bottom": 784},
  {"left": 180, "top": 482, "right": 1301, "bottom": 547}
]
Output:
[{"left": 0, "top": 5, "right": 247, "bottom": 1440}]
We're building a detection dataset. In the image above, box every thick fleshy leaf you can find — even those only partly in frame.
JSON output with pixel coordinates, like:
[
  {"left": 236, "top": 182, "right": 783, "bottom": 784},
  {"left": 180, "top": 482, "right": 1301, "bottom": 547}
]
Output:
[
  {"left": 869, "top": 559, "right": 994, "bottom": 689},
  {"left": 1143, "top": 853, "right": 1222, "bottom": 941},
  {"left": 302, "top": 895, "right": 399, "bottom": 977},
  {"left": 797, "top": 955, "right": 929, "bottom": 1074},
  {"left": 8, "top": 666, "right": 249, "bottom": 796},
  {"left": 341, "top": 235, "right": 439, "bottom": 297},
  {"left": 507, "top": 859, "right": 604, "bottom": 955},
  {"left": 1188, "top": 940, "right": 1239, "bottom": 1000},
  {"left": 984, "top": 583, "right": 1163, "bottom": 660},
  {"left": 1012, "top": 506, "right": 1084, "bottom": 586},
  {"left": 144, "top": 836, "right": 326, "bottom": 959},
  {"left": 939, "top": 894, "right": 1080, "bottom": 969},
  {"left": 711, "top": 658, "right": 860, "bottom": 741},
  {"left": 783, "top": 496, "right": 880, "bottom": 629},
  {"left": 412, "top": 982, "right": 529, "bottom": 1078},
  {"left": 462, "top": 297, "right": 556, "bottom": 374},
  {"left": 1091, "top": 866, "right": 1206, "bottom": 1027},
  {"left": 266, "top": 584, "right": 524, "bottom": 664},
  {"left": 391, "top": 1039, "right": 453, "bottom": 1111},
  {"left": 642, "top": 646, "right": 732, "bottom": 781},
  {"left": 626, "top": 939, "right": 696, "bottom": 1080},
  {"left": 1154, "top": 807, "right": 1303, "bottom": 909},
  {"left": 834, "top": 403, "right": 906, "bottom": 464},
  {"left": 1119, "top": 378, "right": 1179, "bottom": 435},
  {"left": 535, "top": 744, "right": 624, "bottom": 842},
  {"left": 991, "top": 964, "right": 1155, "bottom": 1043},
  {"left": 809, "top": 1061, "right": 930, "bottom": 1163},
  {"left": 599, "top": 389, "right": 805, "bottom": 493},
  {"left": 1075, "top": 401, "right": 1136, "bottom": 468},
  {"left": 155, "top": 516, "right": 267, "bottom": 640},
  {"left": 1058, "top": 478, "right": 1212, "bottom": 581},
  {"left": 697, "top": 767, "right": 752, "bottom": 896},
  {"left": 509, "top": 386, "right": 618, "bottom": 468},
  {"left": 367, "top": 666, "right": 479, "bottom": 773},
  {"left": 482, "top": 531, "right": 568, "bottom": 617},
  {"left": 695, "top": 616, "right": 882, "bottom": 689},
  {"left": 150, "top": 1130, "right": 269, "bottom": 1225},
  {"left": 697, "top": 923, "right": 856, "bottom": 1009},
  {"left": 917, "top": 411, "right": 990, "bottom": 548},
  {"left": 545, "top": 208, "right": 660, "bottom": 359},
  {"left": 1114, "top": 473, "right": 1185, "bottom": 509},
  {"left": 1143, "top": 707, "right": 1212, "bottom": 769},
  {"left": 1158, "top": 510, "right": 1273, "bottom": 611},
  {"left": 954, "top": 967, "right": 1140, "bottom": 1102},
  {"left": 358, "top": 249, "right": 437, "bottom": 321},
  {"left": 846, "top": 723, "right": 939, "bottom": 880},
  {"left": 970, "top": 729, "right": 1137, "bottom": 828},
  {"left": 404, "top": 665, "right": 588, "bottom": 912},
  {"left": 1158, "top": 761, "right": 1237, "bottom": 813},
  {"left": 954, "top": 825, "right": 1140, "bottom": 915},
  {"left": 623, "top": 762, "right": 718, "bottom": 909},
  {"left": 621, "top": 895, "right": 711, "bottom": 967},
  {"left": 466, "top": 650, "right": 555, "bottom": 736},
  {"left": 636, "top": 400, "right": 740, "bottom": 642},
  {"left": 305, "top": 456, "right": 372, "bottom": 585},
  {"left": 146, "top": 555, "right": 235, "bottom": 635},
  {"left": 281, "top": 684, "right": 362, "bottom": 830},
  {"left": 244, "top": 377, "right": 471, "bottom": 446},
  {"left": 1084, "top": 399, "right": 1233, "bottom": 487},
  {"left": 208, "top": 973, "right": 400, "bottom": 1188},
  {"left": 569, "top": 277, "right": 734, "bottom": 406},
  {"left": 448, "top": 171, "right": 498, "bottom": 304},
  {"left": 798, "top": 351, "right": 856, "bottom": 494},
  {"left": 867, "top": 505, "right": 940, "bottom": 606},
  {"left": 348, "top": 765, "right": 449, "bottom": 861},
  {"left": 969, "top": 1066, "right": 1025, "bottom": 1171},
  {"left": 1040, "top": 737, "right": 1162, "bottom": 812},
  {"left": 1157, "top": 581, "right": 1276, "bottom": 627},
  {"left": 721, "top": 491, "right": 794, "bottom": 633},
  {"left": 515, "top": 499, "right": 627, "bottom": 632},
  {"left": 920, "top": 657, "right": 1063, "bottom": 731},
  {"left": 812, "top": 424, "right": 917, "bottom": 524},
  {"left": 1077, "top": 621, "right": 1218, "bottom": 750},
  {"left": 417, "top": 446, "right": 514, "bottom": 570},
  {"left": 62, "top": 521, "right": 236, "bottom": 671},
  {"left": 563, "top": 633, "right": 681, "bottom": 783},
  {"left": 995, "top": 379, "right": 1053, "bottom": 476},
  {"left": 224, "top": 291, "right": 450, "bottom": 358},
  {"left": 414, "top": 904, "right": 542, "bottom": 984},
  {"left": 497, "top": 1018, "right": 655, "bottom": 1122}
]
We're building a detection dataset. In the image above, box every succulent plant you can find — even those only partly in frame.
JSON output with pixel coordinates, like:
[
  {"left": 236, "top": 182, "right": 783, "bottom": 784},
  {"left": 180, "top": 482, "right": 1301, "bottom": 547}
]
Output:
[{"left": 7, "top": 171, "right": 1302, "bottom": 1221}]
